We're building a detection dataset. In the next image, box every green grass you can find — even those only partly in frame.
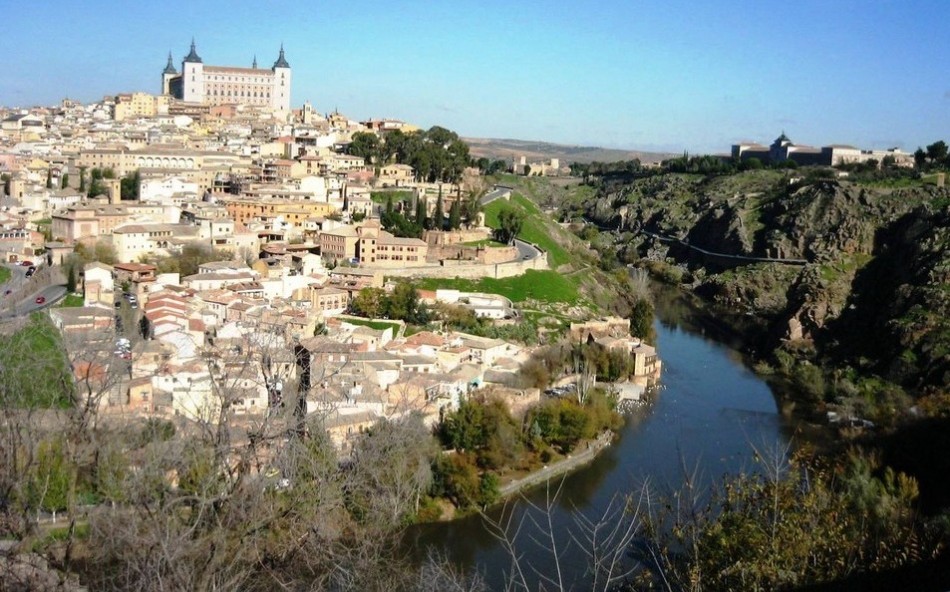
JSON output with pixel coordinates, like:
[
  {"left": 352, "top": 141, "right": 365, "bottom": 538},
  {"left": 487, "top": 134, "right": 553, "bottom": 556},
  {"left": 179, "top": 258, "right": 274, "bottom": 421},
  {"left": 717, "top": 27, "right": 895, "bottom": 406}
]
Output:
[
  {"left": 461, "top": 239, "right": 508, "bottom": 248},
  {"left": 59, "top": 294, "right": 84, "bottom": 307},
  {"left": 339, "top": 316, "right": 402, "bottom": 334},
  {"left": 484, "top": 193, "right": 572, "bottom": 267},
  {"left": 0, "top": 313, "right": 72, "bottom": 408},
  {"left": 0, "top": 266, "right": 10, "bottom": 284},
  {"left": 417, "top": 269, "right": 579, "bottom": 304},
  {"left": 32, "top": 522, "right": 90, "bottom": 553},
  {"left": 370, "top": 190, "right": 414, "bottom": 204}
]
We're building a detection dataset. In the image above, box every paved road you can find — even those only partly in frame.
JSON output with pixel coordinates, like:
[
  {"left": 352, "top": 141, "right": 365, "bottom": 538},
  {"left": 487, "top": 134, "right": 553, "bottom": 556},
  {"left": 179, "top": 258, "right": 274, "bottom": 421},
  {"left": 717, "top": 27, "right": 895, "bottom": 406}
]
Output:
[
  {"left": 0, "top": 262, "right": 67, "bottom": 319},
  {"left": 512, "top": 238, "right": 541, "bottom": 261},
  {"left": 480, "top": 186, "right": 513, "bottom": 206}
]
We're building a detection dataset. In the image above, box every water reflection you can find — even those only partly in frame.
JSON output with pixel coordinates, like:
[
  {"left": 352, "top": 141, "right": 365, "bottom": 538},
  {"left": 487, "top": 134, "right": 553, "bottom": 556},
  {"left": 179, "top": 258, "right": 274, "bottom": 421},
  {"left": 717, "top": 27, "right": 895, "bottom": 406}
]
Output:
[{"left": 406, "top": 286, "right": 789, "bottom": 589}]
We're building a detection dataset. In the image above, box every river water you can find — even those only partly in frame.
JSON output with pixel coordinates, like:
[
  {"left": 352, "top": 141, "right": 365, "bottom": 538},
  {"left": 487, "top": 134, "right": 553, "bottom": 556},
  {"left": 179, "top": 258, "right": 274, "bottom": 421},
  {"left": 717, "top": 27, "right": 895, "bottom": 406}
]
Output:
[{"left": 406, "top": 287, "right": 791, "bottom": 589}]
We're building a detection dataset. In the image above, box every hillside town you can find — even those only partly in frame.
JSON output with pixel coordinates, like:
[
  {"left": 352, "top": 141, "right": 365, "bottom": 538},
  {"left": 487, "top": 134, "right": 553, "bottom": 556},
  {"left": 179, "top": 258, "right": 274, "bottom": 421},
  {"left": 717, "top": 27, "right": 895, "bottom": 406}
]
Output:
[{"left": 0, "top": 42, "right": 660, "bottom": 461}]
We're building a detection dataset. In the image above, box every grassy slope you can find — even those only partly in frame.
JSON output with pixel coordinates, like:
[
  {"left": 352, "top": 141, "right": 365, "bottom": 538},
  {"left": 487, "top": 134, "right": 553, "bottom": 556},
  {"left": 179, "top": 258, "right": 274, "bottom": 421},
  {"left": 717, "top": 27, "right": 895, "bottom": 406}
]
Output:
[
  {"left": 417, "top": 269, "right": 579, "bottom": 304},
  {"left": 417, "top": 177, "right": 638, "bottom": 319},
  {"left": 0, "top": 313, "right": 72, "bottom": 408}
]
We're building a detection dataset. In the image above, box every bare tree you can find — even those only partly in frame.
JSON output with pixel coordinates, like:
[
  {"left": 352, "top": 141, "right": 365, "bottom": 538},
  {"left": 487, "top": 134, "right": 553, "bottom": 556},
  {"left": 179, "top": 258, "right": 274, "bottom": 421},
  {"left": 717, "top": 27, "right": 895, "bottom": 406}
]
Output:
[
  {"left": 348, "top": 414, "right": 438, "bottom": 527},
  {"left": 480, "top": 479, "right": 647, "bottom": 592}
]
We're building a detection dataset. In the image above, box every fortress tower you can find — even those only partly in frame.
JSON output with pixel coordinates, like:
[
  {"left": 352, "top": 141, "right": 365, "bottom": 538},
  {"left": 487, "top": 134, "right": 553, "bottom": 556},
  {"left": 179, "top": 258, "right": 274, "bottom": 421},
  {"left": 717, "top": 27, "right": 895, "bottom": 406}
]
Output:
[{"left": 161, "top": 40, "right": 292, "bottom": 111}]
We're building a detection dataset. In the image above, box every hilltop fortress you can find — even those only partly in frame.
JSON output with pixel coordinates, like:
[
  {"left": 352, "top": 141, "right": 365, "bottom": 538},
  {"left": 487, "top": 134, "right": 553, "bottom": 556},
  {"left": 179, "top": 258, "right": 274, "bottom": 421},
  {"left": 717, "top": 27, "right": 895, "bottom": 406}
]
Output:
[{"left": 161, "top": 39, "right": 291, "bottom": 112}]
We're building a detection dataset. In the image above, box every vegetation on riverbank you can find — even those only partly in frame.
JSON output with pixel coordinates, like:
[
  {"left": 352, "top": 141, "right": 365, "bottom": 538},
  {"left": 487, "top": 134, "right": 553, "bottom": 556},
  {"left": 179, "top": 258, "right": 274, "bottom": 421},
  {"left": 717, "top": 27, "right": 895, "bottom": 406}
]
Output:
[{"left": 432, "top": 389, "right": 622, "bottom": 513}]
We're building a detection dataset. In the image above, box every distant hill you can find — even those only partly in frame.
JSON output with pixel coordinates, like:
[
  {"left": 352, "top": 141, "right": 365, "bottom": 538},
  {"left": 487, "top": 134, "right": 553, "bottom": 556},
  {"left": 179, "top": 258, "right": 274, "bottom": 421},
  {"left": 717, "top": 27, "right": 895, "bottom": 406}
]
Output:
[{"left": 463, "top": 137, "right": 675, "bottom": 165}]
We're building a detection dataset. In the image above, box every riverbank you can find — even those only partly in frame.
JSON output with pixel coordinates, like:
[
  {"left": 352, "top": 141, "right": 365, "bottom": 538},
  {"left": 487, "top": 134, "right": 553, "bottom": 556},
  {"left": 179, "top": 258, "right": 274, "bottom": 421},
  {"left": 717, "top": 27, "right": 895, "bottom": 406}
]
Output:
[{"left": 496, "top": 430, "right": 614, "bottom": 498}]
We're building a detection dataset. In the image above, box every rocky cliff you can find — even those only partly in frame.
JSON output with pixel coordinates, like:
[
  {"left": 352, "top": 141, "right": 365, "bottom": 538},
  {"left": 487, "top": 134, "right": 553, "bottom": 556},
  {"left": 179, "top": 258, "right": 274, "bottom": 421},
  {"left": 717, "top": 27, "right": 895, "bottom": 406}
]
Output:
[{"left": 581, "top": 170, "right": 950, "bottom": 392}]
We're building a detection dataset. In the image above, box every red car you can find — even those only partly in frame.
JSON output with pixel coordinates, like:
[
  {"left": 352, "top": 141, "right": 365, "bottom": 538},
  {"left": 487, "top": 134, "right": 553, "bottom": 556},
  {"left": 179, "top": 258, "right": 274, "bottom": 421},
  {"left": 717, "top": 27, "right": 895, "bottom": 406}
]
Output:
[
  {"left": 34, "top": 296, "right": 46, "bottom": 305},
  {"left": 20, "top": 261, "right": 34, "bottom": 267}
]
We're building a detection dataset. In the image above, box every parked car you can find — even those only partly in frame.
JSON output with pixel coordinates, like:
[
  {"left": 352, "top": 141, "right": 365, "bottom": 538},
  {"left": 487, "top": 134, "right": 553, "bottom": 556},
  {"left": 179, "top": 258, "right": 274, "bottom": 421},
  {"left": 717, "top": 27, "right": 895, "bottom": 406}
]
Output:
[
  {"left": 34, "top": 296, "right": 46, "bottom": 305},
  {"left": 20, "top": 260, "right": 33, "bottom": 267},
  {"left": 25, "top": 267, "right": 35, "bottom": 277}
]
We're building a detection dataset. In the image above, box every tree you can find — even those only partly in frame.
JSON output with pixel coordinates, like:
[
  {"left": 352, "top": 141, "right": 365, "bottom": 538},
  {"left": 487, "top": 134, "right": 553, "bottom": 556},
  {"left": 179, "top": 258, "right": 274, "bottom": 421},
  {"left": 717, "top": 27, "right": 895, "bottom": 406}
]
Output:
[
  {"left": 742, "top": 157, "right": 764, "bottom": 170},
  {"left": 78, "top": 167, "right": 86, "bottom": 192},
  {"left": 462, "top": 188, "right": 484, "bottom": 229},
  {"left": 386, "top": 282, "right": 427, "bottom": 324},
  {"left": 415, "top": 198, "right": 427, "bottom": 229},
  {"left": 120, "top": 170, "right": 140, "bottom": 201},
  {"left": 914, "top": 148, "right": 928, "bottom": 168},
  {"left": 448, "top": 199, "right": 461, "bottom": 230},
  {"left": 350, "top": 287, "right": 387, "bottom": 319},
  {"left": 926, "top": 140, "right": 948, "bottom": 163},
  {"left": 348, "top": 415, "right": 438, "bottom": 526},
  {"left": 66, "top": 265, "right": 77, "bottom": 294},
  {"left": 433, "top": 194, "right": 444, "bottom": 231},
  {"left": 348, "top": 131, "right": 382, "bottom": 164},
  {"left": 60, "top": 173, "right": 69, "bottom": 189},
  {"left": 45, "top": 169, "right": 53, "bottom": 190},
  {"left": 494, "top": 205, "right": 525, "bottom": 245},
  {"left": 629, "top": 297, "right": 655, "bottom": 343}
]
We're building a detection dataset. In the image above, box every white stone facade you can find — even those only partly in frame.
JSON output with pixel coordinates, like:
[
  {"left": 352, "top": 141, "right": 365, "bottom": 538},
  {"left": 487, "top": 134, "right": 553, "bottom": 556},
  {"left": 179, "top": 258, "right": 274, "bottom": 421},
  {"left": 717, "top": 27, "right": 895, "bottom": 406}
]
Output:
[{"left": 163, "top": 41, "right": 292, "bottom": 112}]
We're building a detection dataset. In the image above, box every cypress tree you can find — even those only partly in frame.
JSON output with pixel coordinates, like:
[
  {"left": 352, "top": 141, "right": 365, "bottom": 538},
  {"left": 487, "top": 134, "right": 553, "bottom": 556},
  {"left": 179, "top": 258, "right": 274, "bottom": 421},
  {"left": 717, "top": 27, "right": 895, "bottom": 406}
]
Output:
[
  {"left": 416, "top": 198, "right": 427, "bottom": 229},
  {"left": 434, "top": 194, "right": 444, "bottom": 231},
  {"left": 449, "top": 199, "right": 461, "bottom": 230}
]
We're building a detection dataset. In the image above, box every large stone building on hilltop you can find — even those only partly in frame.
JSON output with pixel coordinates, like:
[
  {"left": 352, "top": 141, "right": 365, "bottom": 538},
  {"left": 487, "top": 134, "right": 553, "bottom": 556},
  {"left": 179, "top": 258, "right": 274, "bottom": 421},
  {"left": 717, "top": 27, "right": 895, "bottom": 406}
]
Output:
[{"left": 162, "top": 40, "right": 292, "bottom": 112}]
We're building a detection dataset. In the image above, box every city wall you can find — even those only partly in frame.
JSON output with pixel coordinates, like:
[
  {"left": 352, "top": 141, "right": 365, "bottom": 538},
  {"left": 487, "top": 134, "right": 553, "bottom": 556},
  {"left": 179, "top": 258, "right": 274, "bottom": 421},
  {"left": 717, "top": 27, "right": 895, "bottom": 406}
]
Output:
[{"left": 383, "top": 249, "right": 549, "bottom": 280}]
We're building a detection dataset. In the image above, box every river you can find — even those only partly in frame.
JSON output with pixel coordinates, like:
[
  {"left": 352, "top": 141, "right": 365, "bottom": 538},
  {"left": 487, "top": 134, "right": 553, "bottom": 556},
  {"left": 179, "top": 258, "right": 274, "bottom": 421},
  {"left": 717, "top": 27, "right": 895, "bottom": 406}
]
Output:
[{"left": 405, "top": 286, "right": 793, "bottom": 589}]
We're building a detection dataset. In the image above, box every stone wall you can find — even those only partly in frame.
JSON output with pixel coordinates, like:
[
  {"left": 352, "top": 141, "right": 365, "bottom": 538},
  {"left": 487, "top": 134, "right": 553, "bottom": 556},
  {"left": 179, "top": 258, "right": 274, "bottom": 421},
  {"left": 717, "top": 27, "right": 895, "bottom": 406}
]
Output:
[
  {"left": 423, "top": 229, "right": 488, "bottom": 246},
  {"left": 428, "top": 244, "right": 518, "bottom": 264},
  {"left": 384, "top": 249, "right": 549, "bottom": 279}
]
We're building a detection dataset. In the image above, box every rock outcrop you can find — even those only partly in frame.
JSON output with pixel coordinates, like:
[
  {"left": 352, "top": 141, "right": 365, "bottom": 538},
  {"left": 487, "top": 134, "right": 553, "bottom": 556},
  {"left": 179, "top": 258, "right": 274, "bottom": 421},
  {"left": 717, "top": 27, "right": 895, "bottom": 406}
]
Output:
[{"left": 580, "top": 169, "right": 950, "bottom": 391}]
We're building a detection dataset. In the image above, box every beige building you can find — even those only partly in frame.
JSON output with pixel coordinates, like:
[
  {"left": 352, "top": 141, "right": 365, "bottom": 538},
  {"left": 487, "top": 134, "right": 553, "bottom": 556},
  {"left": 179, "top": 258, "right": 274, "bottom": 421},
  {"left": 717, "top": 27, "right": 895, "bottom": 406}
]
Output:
[
  {"left": 111, "top": 223, "right": 199, "bottom": 262},
  {"left": 378, "top": 164, "right": 414, "bottom": 187},
  {"left": 319, "top": 221, "right": 429, "bottom": 267},
  {"left": 113, "top": 93, "right": 170, "bottom": 121},
  {"left": 83, "top": 262, "right": 115, "bottom": 307},
  {"left": 220, "top": 195, "right": 337, "bottom": 229},
  {"left": 76, "top": 146, "right": 242, "bottom": 178},
  {"left": 162, "top": 40, "right": 292, "bottom": 112}
]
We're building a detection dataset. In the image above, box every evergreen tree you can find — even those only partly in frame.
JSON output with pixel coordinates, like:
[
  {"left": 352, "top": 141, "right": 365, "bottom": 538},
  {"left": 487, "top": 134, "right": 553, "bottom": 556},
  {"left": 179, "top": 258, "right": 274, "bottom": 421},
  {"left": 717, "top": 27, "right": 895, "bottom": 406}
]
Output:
[
  {"left": 78, "top": 167, "right": 86, "bottom": 192},
  {"left": 449, "top": 199, "right": 461, "bottom": 230},
  {"left": 415, "top": 198, "right": 427, "bottom": 229},
  {"left": 66, "top": 265, "right": 77, "bottom": 294},
  {"left": 433, "top": 194, "right": 444, "bottom": 231},
  {"left": 60, "top": 173, "right": 69, "bottom": 189},
  {"left": 46, "top": 169, "right": 53, "bottom": 189}
]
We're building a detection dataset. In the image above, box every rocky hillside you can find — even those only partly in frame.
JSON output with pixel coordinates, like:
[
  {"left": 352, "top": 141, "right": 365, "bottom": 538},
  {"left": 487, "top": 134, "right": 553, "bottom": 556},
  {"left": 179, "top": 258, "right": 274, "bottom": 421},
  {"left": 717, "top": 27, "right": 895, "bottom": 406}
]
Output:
[{"left": 580, "top": 170, "right": 950, "bottom": 393}]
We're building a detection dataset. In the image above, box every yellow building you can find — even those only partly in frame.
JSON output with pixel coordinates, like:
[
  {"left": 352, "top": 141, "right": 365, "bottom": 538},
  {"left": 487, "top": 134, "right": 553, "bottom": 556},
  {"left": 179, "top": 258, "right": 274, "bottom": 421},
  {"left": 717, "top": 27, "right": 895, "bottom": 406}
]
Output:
[
  {"left": 113, "top": 93, "right": 170, "bottom": 121},
  {"left": 219, "top": 196, "right": 336, "bottom": 228}
]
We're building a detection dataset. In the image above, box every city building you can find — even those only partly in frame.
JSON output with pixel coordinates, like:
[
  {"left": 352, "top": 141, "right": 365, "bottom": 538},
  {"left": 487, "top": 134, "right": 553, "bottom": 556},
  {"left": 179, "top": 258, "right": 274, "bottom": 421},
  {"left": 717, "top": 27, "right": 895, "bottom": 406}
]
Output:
[
  {"left": 732, "top": 133, "right": 914, "bottom": 167},
  {"left": 162, "top": 40, "right": 292, "bottom": 112}
]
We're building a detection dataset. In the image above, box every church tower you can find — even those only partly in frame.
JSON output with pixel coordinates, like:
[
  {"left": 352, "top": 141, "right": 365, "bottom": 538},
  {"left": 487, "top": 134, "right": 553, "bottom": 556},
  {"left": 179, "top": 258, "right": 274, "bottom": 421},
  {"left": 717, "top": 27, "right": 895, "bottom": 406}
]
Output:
[
  {"left": 271, "top": 44, "right": 292, "bottom": 112},
  {"left": 161, "top": 52, "right": 177, "bottom": 95},
  {"left": 181, "top": 39, "right": 205, "bottom": 104}
]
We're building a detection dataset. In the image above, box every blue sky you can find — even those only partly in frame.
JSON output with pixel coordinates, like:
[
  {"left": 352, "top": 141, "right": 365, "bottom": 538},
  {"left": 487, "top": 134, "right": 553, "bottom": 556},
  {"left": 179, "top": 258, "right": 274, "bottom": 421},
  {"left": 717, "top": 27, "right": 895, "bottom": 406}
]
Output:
[{"left": 1, "top": 0, "right": 947, "bottom": 153}]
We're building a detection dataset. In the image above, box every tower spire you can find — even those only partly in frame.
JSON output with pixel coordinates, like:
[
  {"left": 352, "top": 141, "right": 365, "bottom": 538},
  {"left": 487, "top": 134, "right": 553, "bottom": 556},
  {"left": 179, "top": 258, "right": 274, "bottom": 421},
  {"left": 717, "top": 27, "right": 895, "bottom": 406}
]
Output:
[
  {"left": 252, "top": 55, "right": 258, "bottom": 69},
  {"left": 163, "top": 51, "right": 177, "bottom": 74},
  {"left": 273, "top": 42, "right": 290, "bottom": 68},
  {"left": 184, "top": 38, "right": 202, "bottom": 63}
]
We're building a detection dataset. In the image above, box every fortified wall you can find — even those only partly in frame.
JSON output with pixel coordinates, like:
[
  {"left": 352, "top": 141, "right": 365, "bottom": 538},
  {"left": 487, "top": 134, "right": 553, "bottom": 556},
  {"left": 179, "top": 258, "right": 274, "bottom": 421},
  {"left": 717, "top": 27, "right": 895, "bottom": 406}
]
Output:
[{"left": 384, "top": 247, "right": 549, "bottom": 280}]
